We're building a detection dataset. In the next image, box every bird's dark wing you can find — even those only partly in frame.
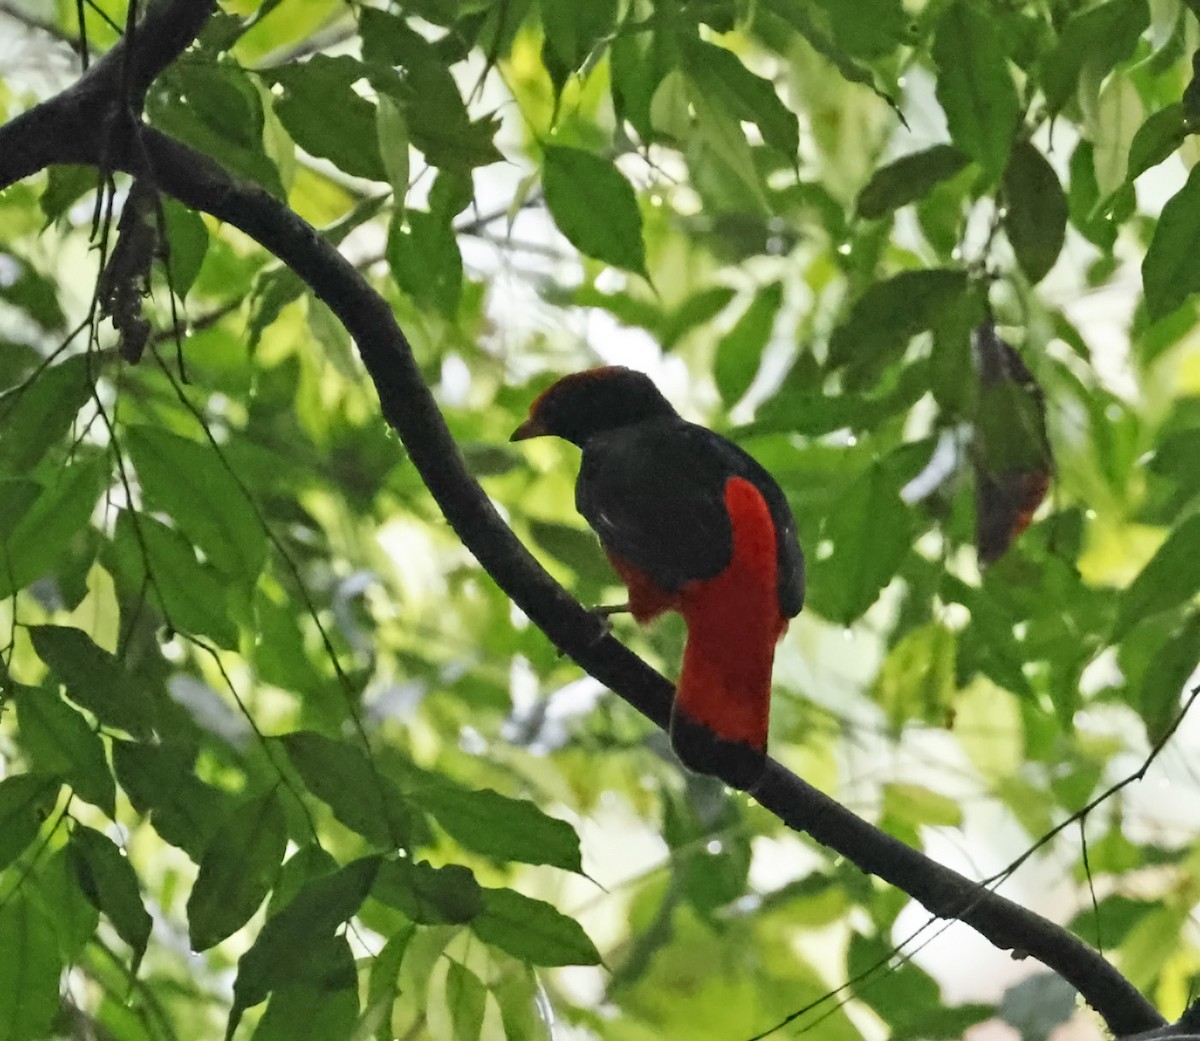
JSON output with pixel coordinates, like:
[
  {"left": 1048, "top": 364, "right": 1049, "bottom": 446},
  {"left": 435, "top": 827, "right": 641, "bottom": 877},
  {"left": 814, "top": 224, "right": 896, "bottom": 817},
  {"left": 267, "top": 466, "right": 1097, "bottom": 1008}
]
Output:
[{"left": 576, "top": 419, "right": 735, "bottom": 592}]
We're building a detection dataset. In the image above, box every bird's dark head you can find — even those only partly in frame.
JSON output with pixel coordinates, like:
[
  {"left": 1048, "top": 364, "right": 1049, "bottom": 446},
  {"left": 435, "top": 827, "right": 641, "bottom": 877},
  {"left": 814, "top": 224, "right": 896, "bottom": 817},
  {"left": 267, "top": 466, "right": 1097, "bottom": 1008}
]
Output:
[{"left": 511, "top": 366, "right": 678, "bottom": 447}]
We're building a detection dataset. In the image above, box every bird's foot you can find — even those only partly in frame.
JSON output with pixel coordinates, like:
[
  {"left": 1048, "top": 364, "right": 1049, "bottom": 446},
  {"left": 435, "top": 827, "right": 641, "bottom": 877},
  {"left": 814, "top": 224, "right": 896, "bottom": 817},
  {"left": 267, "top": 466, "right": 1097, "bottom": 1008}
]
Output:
[{"left": 588, "top": 602, "right": 629, "bottom": 643}]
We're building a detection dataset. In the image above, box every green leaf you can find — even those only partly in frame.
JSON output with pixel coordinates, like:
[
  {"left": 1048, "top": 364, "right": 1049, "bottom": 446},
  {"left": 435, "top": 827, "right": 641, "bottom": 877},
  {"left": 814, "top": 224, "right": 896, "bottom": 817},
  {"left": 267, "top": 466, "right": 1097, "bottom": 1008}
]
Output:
[
  {"left": 229, "top": 857, "right": 380, "bottom": 1038},
  {"left": 13, "top": 685, "right": 114, "bottom": 816},
  {"left": 828, "top": 269, "right": 967, "bottom": 387},
  {"left": 661, "top": 285, "right": 737, "bottom": 349},
  {"left": 541, "top": 0, "right": 618, "bottom": 95},
  {"left": 418, "top": 784, "right": 582, "bottom": 873},
  {"left": 377, "top": 95, "right": 410, "bottom": 205},
  {"left": 251, "top": 974, "right": 358, "bottom": 1041},
  {"left": 188, "top": 789, "right": 288, "bottom": 951},
  {"left": 679, "top": 38, "right": 799, "bottom": 159},
  {"left": 808, "top": 461, "right": 914, "bottom": 624},
  {"left": 125, "top": 424, "right": 267, "bottom": 585},
  {"left": 68, "top": 825, "right": 152, "bottom": 971},
  {"left": 112, "top": 740, "right": 232, "bottom": 861},
  {"left": 856, "top": 144, "right": 970, "bottom": 219},
  {"left": 29, "top": 847, "right": 99, "bottom": 962},
  {"left": 149, "top": 64, "right": 285, "bottom": 199},
  {"left": 812, "top": 0, "right": 910, "bottom": 59},
  {"left": 0, "top": 894, "right": 61, "bottom": 1041},
  {"left": 1003, "top": 141, "right": 1067, "bottom": 285},
  {"left": 1138, "top": 613, "right": 1200, "bottom": 744},
  {"left": 280, "top": 731, "right": 418, "bottom": 849},
  {"left": 0, "top": 457, "right": 105, "bottom": 599},
  {"left": 373, "top": 859, "right": 482, "bottom": 924},
  {"left": 714, "top": 282, "right": 783, "bottom": 406},
  {"left": 874, "top": 623, "right": 957, "bottom": 730},
  {"left": 0, "top": 774, "right": 59, "bottom": 871},
  {"left": 493, "top": 965, "right": 546, "bottom": 1041},
  {"left": 542, "top": 146, "right": 648, "bottom": 278},
  {"left": 933, "top": 1, "right": 1020, "bottom": 182},
  {"left": 29, "top": 626, "right": 154, "bottom": 738},
  {"left": 364, "top": 926, "right": 414, "bottom": 1041},
  {"left": 161, "top": 198, "right": 209, "bottom": 300},
  {"left": 883, "top": 782, "right": 964, "bottom": 828},
  {"left": 40, "top": 164, "right": 96, "bottom": 226},
  {"left": 528, "top": 520, "right": 613, "bottom": 586},
  {"left": 0, "top": 256, "right": 65, "bottom": 331},
  {"left": 446, "top": 962, "right": 487, "bottom": 1041},
  {"left": 1040, "top": 0, "right": 1149, "bottom": 115},
  {"left": 361, "top": 10, "right": 503, "bottom": 172},
  {"left": 387, "top": 209, "right": 463, "bottom": 319},
  {"left": 0, "top": 354, "right": 92, "bottom": 474},
  {"left": 267, "top": 56, "right": 387, "bottom": 182},
  {"left": 1115, "top": 514, "right": 1200, "bottom": 637},
  {"left": 471, "top": 887, "right": 600, "bottom": 966},
  {"left": 107, "top": 510, "right": 239, "bottom": 648},
  {"left": 1142, "top": 162, "right": 1200, "bottom": 320},
  {"left": 760, "top": 0, "right": 894, "bottom": 104},
  {"left": 1126, "top": 103, "right": 1189, "bottom": 184}
]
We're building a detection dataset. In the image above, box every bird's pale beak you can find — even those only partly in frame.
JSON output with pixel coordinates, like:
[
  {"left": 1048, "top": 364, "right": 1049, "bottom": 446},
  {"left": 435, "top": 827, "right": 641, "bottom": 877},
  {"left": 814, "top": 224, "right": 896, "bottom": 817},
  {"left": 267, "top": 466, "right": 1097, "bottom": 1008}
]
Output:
[{"left": 510, "top": 418, "right": 546, "bottom": 442}]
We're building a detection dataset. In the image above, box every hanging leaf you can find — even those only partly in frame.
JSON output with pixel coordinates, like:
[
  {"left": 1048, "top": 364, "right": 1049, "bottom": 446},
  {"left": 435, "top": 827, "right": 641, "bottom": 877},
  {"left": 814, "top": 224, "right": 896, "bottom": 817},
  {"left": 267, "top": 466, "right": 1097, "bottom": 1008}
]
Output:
[
  {"left": 1003, "top": 141, "right": 1067, "bottom": 285},
  {"left": 125, "top": 424, "right": 267, "bottom": 585},
  {"left": 713, "top": 282, "right": 783, "bottom": 406},
  {"left": 808, "top": 460, "right": 914, "bottom": 624},
  {"left": 30, "top": 626, "right": 156, "bottom": 738},
  {"left": 856, "top": 145, "right": 970, "bottom": 219},
  {"left": 0, "top": 458, "right": 105, "bottom": 599},
  {"left": 933, "top": 1, "right": 1020, "bottom": 182},
  {"left": 0, "top": 774, "right": 59, "bottom": 871},
  {"left": 228, "top": 857, "right": 380, "bottom": 1039},
  {"left": 372, "top": 859, "right": 483, "bottom": 925},
  {"left": 68, "top": 826, "right": 153, "bottom": 971},
  {"left": 1114, "top": 513, "right": 1200, "bottom": 638},
  {"left": 542, "top": 146, "right": 648, "bottom": 279},
  {"left": 0, "top": 895, "right": 62, "bottom": 1041},
  {"left": 188, "top": 788, "right": 289, "bottom": 951},
  {"left": 471, "top": 887, "right": 600, "bottom": 967},
  {"left": 13, "top": 685, "right": 114, "bottom": 816},
  {"left": 279, "top": 731, "right": 421, "bottom": 849},
  {"left": 417, "top": 784, "right": 582, "bottom": 873},
  {"left": 1143, "top": 162, "right": 1200, "bottom": 319}
]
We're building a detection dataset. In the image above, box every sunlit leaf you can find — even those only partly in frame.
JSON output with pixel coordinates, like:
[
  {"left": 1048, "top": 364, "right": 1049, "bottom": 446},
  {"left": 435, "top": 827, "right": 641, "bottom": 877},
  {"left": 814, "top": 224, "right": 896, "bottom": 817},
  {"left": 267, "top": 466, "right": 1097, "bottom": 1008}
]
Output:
[
  {"left": 0, "top": 457, "right": 105, "bottom": 599},
  {"left": 1114, "top": 513, "right": 1200, "bottom": 637}
]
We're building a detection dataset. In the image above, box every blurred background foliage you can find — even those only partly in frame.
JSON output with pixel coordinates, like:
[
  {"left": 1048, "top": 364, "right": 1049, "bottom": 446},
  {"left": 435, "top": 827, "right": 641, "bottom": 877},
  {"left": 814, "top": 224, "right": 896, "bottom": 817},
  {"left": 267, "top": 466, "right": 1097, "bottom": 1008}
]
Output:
[{"left": 1, "top": 0, "right": 1199, "bottom": 1038}]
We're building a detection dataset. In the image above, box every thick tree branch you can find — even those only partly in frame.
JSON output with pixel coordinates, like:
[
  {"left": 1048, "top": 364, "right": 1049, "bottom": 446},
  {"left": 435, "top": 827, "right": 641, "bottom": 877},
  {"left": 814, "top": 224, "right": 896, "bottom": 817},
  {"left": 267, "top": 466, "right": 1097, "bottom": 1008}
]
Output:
[{"left": 0, "top": 4, "right": 1167, "bottom": 1037}]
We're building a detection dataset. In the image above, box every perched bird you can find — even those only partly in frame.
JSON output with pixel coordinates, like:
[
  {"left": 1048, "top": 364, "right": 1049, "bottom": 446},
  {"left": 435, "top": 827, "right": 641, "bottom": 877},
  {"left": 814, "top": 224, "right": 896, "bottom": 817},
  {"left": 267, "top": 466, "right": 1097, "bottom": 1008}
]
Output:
[{"left": 512, "top": 366, "right": 804, "bottom": 789}]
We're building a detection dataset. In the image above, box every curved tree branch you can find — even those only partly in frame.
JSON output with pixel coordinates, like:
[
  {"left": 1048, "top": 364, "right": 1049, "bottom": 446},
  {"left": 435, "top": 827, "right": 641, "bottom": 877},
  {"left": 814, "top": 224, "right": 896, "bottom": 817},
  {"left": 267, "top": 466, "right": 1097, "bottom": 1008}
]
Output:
[{"left": 0, "top": 4, "right": 1166, "bottom": 1037}]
